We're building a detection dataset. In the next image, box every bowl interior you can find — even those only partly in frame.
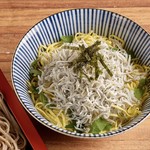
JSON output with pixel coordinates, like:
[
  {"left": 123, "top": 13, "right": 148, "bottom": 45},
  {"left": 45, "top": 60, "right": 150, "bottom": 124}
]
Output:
[{"left": 12, "top": 9, "right": 150, "bottom": 138}]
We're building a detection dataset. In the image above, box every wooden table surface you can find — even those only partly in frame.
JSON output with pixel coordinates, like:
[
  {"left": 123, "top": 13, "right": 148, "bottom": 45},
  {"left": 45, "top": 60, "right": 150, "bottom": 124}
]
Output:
[{"left": 0, "top": 0, "right": 150, "bottom": 150}]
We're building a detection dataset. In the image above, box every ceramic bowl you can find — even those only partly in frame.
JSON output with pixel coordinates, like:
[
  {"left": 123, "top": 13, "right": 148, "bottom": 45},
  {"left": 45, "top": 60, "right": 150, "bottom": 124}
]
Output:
[{"left": 12, "top": 9, "right": 150, "bottom": 138}]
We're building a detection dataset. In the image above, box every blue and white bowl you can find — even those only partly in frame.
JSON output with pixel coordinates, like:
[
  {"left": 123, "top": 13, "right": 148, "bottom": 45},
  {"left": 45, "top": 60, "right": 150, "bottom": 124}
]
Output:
[{"left": 12, "top": 9, "right": 150, "bottom": 138}]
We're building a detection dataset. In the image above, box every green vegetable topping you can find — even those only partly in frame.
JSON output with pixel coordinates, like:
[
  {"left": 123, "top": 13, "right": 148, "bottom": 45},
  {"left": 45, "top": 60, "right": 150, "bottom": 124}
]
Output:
[
  {"left": 39, "top": 92, "right": 48, "bottom": 104},
  {"left": 134, "top": 78, "right": 148, "bottom": 100},
  {"left": 30, "top": 59, "right": 42, "bottom": 77},
  {"left": 70, "top": 41, "right": 113, "bottom": 80},
  {"left": 30, "top": 69, "right": 41, "bottom": 76},
  {"left": 65, "top": 120, "right": 83, "bottom": 133},
  {"left": 90, "top": 117, "right": 112, "bottom": 134},
  {"left": 134, "top": 88, "right": 144, "bottom": 100},
  {"left": 112, "top": 47, "right": 118, "bottom": 51},
  {"left": 138, "top": 78, "right": 147, "bottom": 87},
  {"left": 31, "top": 59, "right": 38, "bottom": 68},
  {"left": 61, "top": 35, "right": 74, "bottom": 43},
  {"left": 65, "top": 120, "right": 76, "bottom": 130},
  {"left": 28, "top": 84, "right": 39, "bottom": 94},
  {"left": 127, "top": 50, "right": 135, "bottom": 59}
]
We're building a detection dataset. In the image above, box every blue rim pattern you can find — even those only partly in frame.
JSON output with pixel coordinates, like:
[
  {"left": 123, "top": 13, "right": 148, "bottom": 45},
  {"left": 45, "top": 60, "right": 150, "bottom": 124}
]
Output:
[{"left": 12, "top": 8, "right": 150, "bottom": 138}]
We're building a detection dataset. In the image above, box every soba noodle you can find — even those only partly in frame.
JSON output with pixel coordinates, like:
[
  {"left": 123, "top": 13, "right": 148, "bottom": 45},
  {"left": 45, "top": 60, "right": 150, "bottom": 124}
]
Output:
[{"left": 0, "top": 92, "right": 26, "bottom": 150}]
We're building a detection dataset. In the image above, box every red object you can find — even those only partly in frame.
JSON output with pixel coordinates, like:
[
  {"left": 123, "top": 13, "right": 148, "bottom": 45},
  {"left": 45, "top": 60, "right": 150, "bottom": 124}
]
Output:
[{"left": 0, "top": 69, "right": 47, "bottom": 150}]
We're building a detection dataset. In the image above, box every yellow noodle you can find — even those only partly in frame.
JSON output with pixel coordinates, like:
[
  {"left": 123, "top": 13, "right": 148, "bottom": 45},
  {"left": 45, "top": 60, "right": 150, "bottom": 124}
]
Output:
[
  {"left": 109, "top": 34, "right": 125, "bottom": 47},
  {"left": 74, "top": 32, "right": 98, "bottom": 46},
  {"left": 112, "top": 104, "right": 133, "bottom": 118},
  {"left": 133, "top": 64, "right": 145, "bottom": 71},
  {"left": 110, "top": 114, "right": 119, "bottom": 117},
  {"left": 126, "top": 80, "right": 139, "bottom": 90},
  {"left": 35, "top": 102, "right": 69, "bottom": 128}
]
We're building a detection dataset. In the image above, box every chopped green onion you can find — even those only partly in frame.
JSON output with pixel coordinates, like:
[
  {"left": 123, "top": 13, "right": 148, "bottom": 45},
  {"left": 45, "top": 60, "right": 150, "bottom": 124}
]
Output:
[
  {"left": 97, "top": 54, "right": 113, "bottom": 77},
  {"left": 70, "top": 40, "right": 113, "bottom": 80}
]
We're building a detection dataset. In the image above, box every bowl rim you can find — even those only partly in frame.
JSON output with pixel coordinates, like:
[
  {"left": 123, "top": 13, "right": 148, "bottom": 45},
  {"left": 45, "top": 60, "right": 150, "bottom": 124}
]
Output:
[{"left": 11, "top": 8, "right": 150, "bottom": 138}]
